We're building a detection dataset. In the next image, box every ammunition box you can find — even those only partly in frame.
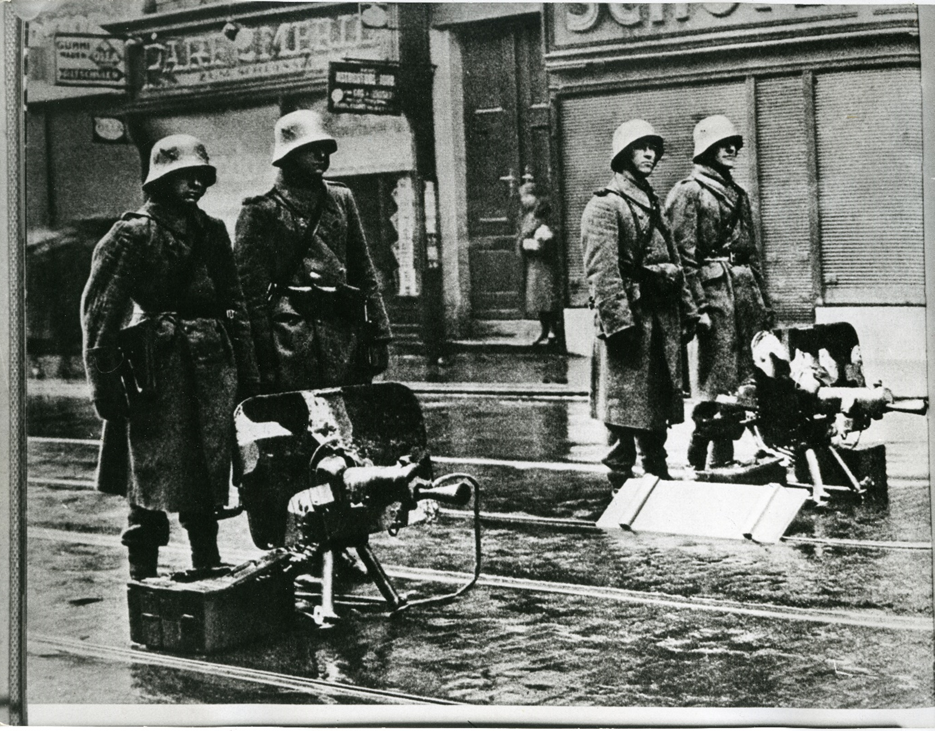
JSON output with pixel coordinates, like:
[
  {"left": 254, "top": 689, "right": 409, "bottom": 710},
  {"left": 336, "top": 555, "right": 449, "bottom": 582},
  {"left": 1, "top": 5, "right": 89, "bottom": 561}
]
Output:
[{"left": 127, "top": 549, "right": 294, "bottom": 654}]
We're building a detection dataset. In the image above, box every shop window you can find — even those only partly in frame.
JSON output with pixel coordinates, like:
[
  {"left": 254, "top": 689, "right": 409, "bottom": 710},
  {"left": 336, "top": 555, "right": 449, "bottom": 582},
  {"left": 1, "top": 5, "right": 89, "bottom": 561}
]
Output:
[
  {"left": 815, "top": 68, "right": 924, "bottom": 305},
  {"left": 331, "top": 173, "right": 421, "bottom": 329}
]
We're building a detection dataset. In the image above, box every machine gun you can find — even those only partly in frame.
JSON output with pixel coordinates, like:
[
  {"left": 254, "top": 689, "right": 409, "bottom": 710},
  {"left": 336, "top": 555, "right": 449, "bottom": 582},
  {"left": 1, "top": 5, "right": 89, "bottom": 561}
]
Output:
[
  {"left": 233, "top": 383, "right": 481, "bottom": 627},
  {"left": 707, "top": 322, "right": 927, "bottom": 505}
]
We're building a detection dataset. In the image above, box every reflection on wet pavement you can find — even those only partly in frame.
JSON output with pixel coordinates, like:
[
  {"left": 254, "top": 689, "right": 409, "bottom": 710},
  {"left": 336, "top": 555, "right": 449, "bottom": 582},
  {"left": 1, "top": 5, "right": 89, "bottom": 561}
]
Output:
[{"left": 25, "top": 373, "right": 934, "bottom": 709}]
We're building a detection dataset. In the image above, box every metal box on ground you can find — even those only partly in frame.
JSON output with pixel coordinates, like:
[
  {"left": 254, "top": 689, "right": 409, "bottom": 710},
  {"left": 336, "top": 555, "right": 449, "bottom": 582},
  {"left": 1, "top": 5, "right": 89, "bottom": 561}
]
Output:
[{"left": 127, "top": 549, "right": 294, "bottom": 654}]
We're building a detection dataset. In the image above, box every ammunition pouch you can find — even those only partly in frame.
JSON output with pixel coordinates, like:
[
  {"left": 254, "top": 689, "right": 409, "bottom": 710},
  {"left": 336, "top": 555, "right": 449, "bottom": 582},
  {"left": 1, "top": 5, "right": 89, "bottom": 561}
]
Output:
[
  {"left": 638, "top": 262, "right": 684, "bottom": 305},
  {"left": 269, "top": 282, "right": 371, "bottom": 336},
  {"left": 118, "top": 319, "right": 158, "bottom": 401}
]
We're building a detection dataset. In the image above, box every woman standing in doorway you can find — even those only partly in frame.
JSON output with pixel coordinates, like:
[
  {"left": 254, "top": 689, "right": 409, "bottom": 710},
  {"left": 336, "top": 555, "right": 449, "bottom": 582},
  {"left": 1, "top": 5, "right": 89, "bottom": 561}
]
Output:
[{"left": 517, "top": 182, "right": 561, "bottom": 346}]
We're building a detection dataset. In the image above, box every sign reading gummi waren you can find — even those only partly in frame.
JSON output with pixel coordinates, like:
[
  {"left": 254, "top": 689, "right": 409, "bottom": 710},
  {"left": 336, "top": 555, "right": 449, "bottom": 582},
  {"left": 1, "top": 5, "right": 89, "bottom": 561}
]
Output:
[
  {"left": 549, "top": 3, "right": 914, "bottom": 50},
  {"left": 54, "top": 34, "right": 127, "bottom": 87},
  {"left": 142, "top": 12, "right": 393, "bottom": 92}
]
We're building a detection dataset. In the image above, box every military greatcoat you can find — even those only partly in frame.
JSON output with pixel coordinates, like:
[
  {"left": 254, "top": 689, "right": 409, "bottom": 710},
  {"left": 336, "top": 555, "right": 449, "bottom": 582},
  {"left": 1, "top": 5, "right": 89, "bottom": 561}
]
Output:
[
  {"left": 81, "top": 201, "right": 259, "bottom": 513},
  {"left": 664, "top": 164, "right": 773, "bottom": 399},
  {"left": 234, "top": 179, "right": 392, "bottom": 393},
  {"left": 581, "top": 172, "right": 697, "bottom": 431}
]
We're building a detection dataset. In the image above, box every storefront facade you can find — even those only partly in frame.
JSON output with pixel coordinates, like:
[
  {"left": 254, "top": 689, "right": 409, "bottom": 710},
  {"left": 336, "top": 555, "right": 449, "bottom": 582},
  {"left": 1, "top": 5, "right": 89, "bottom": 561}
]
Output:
[
  {"left": 106, "top": 1, "right": 428, "bottom": 337},
  {"left": 545, "top": 3, "right": 924, "bottom": 392},
  {"left": 430, "top": 3, "right": 925, "bottom": 390}
]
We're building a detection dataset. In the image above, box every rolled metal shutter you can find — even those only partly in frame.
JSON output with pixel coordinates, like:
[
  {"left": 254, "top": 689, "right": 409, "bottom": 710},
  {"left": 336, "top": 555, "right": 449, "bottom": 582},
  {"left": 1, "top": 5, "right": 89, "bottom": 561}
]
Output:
[
  {"left": 756, "top": 76, "right": 814, "bottom": 323},
  {"left": 815, "top": 68, "right": 924, "bottom": 305},
  {"left": 561, "top": 82, "right": 747, "bottom": 306}
]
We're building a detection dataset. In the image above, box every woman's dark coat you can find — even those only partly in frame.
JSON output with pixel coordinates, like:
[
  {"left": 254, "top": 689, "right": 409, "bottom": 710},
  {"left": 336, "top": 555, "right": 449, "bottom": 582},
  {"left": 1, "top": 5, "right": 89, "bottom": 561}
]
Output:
[
  {"left": 664, "top": 164, "right": 773, "bottom": 399},
  {"left": 234, "top": 179, "right": 392, "bottom": 393},
  {"left": 581, "top": 171, "right": 697, "bottom": 431},
  {"left": 81, "top": 201, "right": 260, "bottom": 512},
  {"left": 517, "top": 211, "right": 560, "bottom": 314}
]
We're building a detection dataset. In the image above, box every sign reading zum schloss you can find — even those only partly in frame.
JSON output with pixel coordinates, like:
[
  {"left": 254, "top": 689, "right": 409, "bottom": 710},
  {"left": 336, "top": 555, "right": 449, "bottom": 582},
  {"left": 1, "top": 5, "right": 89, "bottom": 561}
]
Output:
[
  {"left": 328, "top": 61, "right": 400, "bottom": 115},
  {"left": 143, "top": 12, "right": 393, "bottom": 91},
  {"left": 54, "top": 34, "right": 126, "bottom": 87}
]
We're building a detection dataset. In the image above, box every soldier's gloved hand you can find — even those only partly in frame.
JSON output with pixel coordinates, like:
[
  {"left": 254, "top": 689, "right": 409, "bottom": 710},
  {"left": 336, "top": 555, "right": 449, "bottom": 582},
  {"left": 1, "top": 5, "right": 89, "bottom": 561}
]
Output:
[
  {"left": 681, "top": 319, "right": 697, "bottom": 345},
  {"left": 93, "top": 396, "right": 128, "bottom": 422},
  {"left": 369, "top": 342, "right": 390, "bottom": 376},
  {"left": 237, "top": 379, "right": 261, "bottom": 404},
  {"left": 697, "top": 312, "right": 713, "bottom": 331}
]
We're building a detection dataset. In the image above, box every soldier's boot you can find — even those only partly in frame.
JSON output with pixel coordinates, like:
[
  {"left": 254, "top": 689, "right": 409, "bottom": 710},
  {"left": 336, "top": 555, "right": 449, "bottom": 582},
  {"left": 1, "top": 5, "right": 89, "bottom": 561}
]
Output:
[
  {"left": 710, "top": 439, "right": 735, "bottom": 468},
  {"left": 127, "top": 545, "right": 159, "bottom": 581},
  {"left": 603, "top": 425, "right": 637, "bottom": 495},
  {"left": 122, "top": 505, "right": 170, "bottom": 581},
  {"left": 639, "top": 430, "right": 671, "bottom": 480},
  {"left": 181, "top": 513, "right": 221, "bottom": 570},
  {"left": 687, "top": 433, "right": 710, "bottom": 471}
]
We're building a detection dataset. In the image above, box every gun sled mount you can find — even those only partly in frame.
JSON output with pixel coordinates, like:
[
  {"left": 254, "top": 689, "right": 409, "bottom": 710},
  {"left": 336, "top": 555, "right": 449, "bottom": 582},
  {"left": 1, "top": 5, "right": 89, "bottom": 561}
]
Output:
[
  {"left": 599, "top": 322, "right": 928, "bottom": 542},
  {"left": 232, "top": 382, "right": 482, "bottom": 629}
]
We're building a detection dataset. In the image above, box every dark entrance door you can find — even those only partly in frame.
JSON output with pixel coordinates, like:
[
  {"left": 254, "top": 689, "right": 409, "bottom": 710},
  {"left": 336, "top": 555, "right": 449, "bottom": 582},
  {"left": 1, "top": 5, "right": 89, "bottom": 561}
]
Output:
[{"left": 461, "top": 17, "right": 551, "bottom": 320}]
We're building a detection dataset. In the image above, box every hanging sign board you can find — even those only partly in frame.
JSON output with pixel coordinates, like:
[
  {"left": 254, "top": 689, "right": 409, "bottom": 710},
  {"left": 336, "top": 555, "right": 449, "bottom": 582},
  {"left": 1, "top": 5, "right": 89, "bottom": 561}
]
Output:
[
  {"left": 53, "top": 34, "right": 126, "bottom": 87},
  {"left": 327, "top": 60, "right": 400, "bottom": 116}
]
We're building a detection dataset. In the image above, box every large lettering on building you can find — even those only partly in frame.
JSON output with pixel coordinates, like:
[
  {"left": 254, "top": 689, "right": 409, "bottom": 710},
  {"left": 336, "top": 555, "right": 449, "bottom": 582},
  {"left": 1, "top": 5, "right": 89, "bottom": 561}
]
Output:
[
  {"left": 550, "top": 4, "right": 914, "bottom": 49},
  {"left": 142, "top": 12, "right": 393, "bottom": 90}
]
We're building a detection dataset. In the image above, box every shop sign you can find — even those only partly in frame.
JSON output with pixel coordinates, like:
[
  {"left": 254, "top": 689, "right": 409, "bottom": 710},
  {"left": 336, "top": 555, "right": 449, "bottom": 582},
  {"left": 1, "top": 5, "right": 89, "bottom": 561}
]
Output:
[
  {"left": 53, "top": 34, "right": 126, "bottom": 87},
  {"left": 142, "top": 12, "right": 392, "bottom": 92},
  {"left": 549, "top": 4, "right": 893, "bottom": 50},
  {"left": 328, "top": 60, "right": 400, "bottom": 115},
  {"left": 92, "top": 116, "right": 130, "bottom": 143},
  {"left": 392, "top": 177, "right": 420, "bottom": 297}
]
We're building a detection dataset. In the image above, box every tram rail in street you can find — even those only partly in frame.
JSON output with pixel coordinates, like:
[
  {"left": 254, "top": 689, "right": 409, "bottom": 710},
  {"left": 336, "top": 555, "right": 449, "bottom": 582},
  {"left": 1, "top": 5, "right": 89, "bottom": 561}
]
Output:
[
  {"left": 29, "top": 633, "right": 462, "bottom": 705},
  {"left": 31, "top": 526, "right": 934, "bottom": 632},
  {"left": 27, "top": 445, "right": 933, "bottom": 553}
]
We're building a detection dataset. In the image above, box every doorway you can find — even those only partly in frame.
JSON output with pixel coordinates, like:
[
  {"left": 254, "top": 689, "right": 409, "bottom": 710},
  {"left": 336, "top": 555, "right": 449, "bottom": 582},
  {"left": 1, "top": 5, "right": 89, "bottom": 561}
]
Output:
[{"left": 461, "top": 17, "right": 552, "bottom": 321}]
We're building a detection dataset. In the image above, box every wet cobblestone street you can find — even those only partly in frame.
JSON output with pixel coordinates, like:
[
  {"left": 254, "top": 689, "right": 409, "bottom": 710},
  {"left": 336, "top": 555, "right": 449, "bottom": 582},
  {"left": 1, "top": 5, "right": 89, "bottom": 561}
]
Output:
[{"left": 24, "top": 352, "right": 935, "bottom": 720}]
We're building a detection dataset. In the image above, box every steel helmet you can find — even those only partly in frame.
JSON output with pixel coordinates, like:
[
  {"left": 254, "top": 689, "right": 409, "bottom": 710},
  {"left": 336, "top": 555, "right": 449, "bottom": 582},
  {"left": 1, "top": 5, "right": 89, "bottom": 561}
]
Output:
[
  {"left": 142, "top": 134, "right": 217, "bottom": 190},
  {"left": 272, "top": 110, "right": 337, "bottom": 166},
  {"left": 611, "top": 119, "right": 664, "bottom": 170},
  {"left": 693, "top": 115, "right": 743, "bottom": 161}
]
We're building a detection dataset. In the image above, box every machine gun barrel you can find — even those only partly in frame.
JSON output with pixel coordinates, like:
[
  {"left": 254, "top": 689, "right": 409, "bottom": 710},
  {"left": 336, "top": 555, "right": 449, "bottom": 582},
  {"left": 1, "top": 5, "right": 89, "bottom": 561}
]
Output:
[
  {"left": 885, "top": 397, "right": 928, "bottom": 416},
  {"left": 415, "top": 481, "right": 473, "bottom": 507},
  {"left": 815, "top": 387, "right": 928, "bottom": 418}
]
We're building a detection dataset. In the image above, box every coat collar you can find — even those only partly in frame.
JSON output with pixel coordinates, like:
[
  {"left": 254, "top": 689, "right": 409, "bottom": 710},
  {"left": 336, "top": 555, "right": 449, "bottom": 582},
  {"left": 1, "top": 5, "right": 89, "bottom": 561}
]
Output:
[
  {"left": 606, "top": 170, "right": 658, "bottom": 210},
  {"left": 141, "top": 199, "right": 205, "bottom": 239},
  {"left": 272, "top": 176, "right": 326, "bottom": 219},
  {"left": 690, "top": 164, "right": 740, "bottom": 207}
]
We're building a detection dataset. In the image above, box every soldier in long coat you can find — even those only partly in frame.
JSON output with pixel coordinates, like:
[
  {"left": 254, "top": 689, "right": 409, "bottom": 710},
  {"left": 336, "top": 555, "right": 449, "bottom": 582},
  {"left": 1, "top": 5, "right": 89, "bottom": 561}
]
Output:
[
  {"left": 81, "top": 135, "right": 260, "bottom": 579},
  {"left": 234, "top": 110, "right": 392, "bottom": 394},
  {"left": 581, "top": 120, "right": 698, "bottom": 490},
  {"left": 664, "top": 115, "right": 774, "bottom": 469}
]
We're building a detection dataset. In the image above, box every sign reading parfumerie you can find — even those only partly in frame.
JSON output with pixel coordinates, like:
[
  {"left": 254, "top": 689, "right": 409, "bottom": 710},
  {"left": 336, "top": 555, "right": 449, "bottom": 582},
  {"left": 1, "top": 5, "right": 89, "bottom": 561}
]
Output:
[
  {"left": 54, "top": 34, "right": 126, "bottom": 87},
  {"left": 328, "top": 61, "right": 400, "bottom": 116}
]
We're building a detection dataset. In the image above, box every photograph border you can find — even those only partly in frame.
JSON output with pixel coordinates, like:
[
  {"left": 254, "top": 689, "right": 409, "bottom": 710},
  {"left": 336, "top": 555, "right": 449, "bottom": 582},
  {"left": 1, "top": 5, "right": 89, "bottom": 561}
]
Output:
[{"left": 4, "top": 0, "right": 935, "bottom": 726}]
